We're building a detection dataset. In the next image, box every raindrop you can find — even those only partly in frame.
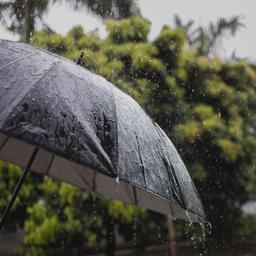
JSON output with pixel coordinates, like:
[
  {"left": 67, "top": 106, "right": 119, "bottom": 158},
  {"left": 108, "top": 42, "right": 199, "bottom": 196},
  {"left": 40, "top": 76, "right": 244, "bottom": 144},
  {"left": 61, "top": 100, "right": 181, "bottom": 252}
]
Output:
[
  {"left": 92, "top": 194, "right": 99, "bottom": 252},
  {"left": 199, "top": 222, "right": 207, "bottom": 255},
  {"left": 115, "top": 176, "right": 120, "bottom": 194},
  {"left": 190, "top": 235, "right": 195, "bottom": 241},
  {"left": 207, "top": 221, "right": 212, "bottom": 230},
  {"left": 92, "top": 3, "right": 98, "bottom": 10},
  {"left": 185, "top": 209, "right": 190, "bottom": 219},
  {"left": 133, "top": 207, "right": 138, "bottom": 253},
  {"left": 186, "top": 210, "right": 193, "bottom": 227}
]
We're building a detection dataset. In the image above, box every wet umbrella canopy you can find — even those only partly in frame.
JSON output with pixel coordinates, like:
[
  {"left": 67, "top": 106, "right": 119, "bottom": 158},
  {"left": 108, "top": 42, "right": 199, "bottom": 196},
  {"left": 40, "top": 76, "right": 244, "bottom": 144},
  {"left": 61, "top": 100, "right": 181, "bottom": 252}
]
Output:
[{"left": 0, "top": 40, "right": 205, "bottom": 226}]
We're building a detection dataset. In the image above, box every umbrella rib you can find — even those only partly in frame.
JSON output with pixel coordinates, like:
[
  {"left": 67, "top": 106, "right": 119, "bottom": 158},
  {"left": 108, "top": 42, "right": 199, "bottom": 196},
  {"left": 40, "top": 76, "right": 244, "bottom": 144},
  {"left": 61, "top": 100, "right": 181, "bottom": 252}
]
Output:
[
  {"left": 92, "top": 170, "right": 96, "bottom": 191},
  {"left": 0, "top": 146, "right": 39, "bottom": 231},
  {"left": 0, "top": 135, "right": 9, "bottom": 152},
  {"left": 132, "top": 186, "right": 138, "bottom": 205},
  {"left": 109, "top": 86, "right": 119, "bottom": 177},
  {"left": 155, "top": 124, "right": 188, "bottom": 210},
  {"left": 45, "top": 154, "right": 55, "bottom": 176},
  {"left": 0, "top": 53, "right": 38, "bottom": 72},
  {"left": 162, "top": 156, "right": 185, "bottom": 208},
  {"left": 135, "top": 133, "right": 147, "bottom": 189},
  {"left": 169, "top": 203, "right": 175, "bottom": 217}
]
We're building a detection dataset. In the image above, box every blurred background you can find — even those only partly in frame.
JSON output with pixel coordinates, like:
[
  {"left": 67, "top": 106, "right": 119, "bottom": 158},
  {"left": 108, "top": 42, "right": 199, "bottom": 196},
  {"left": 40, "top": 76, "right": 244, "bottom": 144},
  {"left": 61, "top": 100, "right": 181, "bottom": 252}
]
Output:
[{"left": 0, "top": 0, "right": 256, "bottom": 255}]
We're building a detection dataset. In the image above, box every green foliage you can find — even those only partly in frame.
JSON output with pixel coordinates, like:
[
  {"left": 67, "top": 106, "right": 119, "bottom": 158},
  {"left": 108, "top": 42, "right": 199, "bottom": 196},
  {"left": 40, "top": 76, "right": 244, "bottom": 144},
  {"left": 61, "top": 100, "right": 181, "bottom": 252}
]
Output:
[
  {"left": 106, "top": 16, "right": 150, "bottom": 43},
  {"left": 175, "top": 121, "right": 201, "bottom": 143},
  {"left": 0, "top": 0, "right": 139, "bottom": 42},
  {"left": 31, "top": 30, "right": 73, "bottom": 56},
  {"left": 217, "top": 138, "right": 242, "bottom": 162},
  {"left": 1, "top": 16, "right": 256, "bottom": 254},
  {"left": 174, "top": 15, "right": 244, "bottom": 56},
  {"left": 154, "top": 26, "right": 186, "bottom": 71},
  {"left": 240, "top": 214, "right": 256, "bottom": 238},
  {"left": 0, "top": 161, "right": 42, "bottom": 231},
  {"left": 68, "top": 26, "right": 100, "bottom": 51}
]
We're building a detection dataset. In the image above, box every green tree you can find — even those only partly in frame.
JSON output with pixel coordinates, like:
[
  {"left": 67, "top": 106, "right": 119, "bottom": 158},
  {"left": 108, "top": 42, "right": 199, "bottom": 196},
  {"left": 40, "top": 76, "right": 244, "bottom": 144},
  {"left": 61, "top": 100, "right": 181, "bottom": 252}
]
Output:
[
  {"left": 0, "top": 0, "right": 139, "bottom": 42},
  {"left": 174, "top": 15, "right": 244, "bottom": 56}
]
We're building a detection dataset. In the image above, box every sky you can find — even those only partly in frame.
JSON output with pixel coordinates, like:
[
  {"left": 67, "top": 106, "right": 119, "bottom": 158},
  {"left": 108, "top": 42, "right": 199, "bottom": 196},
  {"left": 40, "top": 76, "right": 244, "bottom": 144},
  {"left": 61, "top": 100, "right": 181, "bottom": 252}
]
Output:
[{"left": 0, "top": 0, "right": 255, "bottom": 61}]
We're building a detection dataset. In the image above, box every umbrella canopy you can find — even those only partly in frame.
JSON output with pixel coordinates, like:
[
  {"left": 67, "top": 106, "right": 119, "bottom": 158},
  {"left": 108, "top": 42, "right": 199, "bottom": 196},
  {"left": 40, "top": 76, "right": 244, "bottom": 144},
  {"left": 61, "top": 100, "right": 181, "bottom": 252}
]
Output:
[{"left": 0, "top": 40, "right": 205, "bottom": 224}]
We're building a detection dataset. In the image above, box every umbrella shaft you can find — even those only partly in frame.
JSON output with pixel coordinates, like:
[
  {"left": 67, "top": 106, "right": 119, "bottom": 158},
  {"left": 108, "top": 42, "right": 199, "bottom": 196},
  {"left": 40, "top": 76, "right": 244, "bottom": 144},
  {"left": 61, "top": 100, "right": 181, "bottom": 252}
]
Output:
[{"left": 0, "top": 147, "right": 39, "bottom": 231}]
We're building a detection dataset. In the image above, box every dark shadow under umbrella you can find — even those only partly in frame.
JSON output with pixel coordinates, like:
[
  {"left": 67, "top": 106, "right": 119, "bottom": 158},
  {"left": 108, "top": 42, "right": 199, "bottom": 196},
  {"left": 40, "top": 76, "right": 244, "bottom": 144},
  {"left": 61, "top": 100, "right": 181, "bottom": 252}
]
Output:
[{"left": 0, "top": 40, "right": 206, "bottom": 231}]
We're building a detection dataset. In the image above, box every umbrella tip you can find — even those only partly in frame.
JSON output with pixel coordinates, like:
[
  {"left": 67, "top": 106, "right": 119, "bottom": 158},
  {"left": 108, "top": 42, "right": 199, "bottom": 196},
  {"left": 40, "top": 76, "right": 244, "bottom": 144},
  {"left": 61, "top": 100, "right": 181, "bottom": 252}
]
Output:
[{"left": 76, "top": 52, "right": 84, "bottom": 65}]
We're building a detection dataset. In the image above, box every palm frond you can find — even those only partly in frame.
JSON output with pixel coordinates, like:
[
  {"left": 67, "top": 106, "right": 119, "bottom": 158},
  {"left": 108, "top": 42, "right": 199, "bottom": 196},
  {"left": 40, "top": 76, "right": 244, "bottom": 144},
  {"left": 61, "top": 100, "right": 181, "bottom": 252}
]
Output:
[{"left": 188, "top": 15, "right": 244, "bottom": 55}]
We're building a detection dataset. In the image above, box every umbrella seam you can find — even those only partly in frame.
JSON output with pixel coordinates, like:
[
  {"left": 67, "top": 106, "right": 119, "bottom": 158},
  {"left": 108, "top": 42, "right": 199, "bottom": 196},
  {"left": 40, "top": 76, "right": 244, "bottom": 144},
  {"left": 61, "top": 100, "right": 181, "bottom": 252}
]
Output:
[
  {"left": 0, "top": 53, "right": 38, "bottom": 72},
  {"left": 1, "top": 60, "right": 60, "bottom": 129},
  {"left": 154, "top": 123, "right": 190, "bottom": 212},
  {"left": 0, "top": 40, "right": 79, "bottom": 69},
  {"left": 0, "top": 135, "right": 9, "bottom": 151},
  {"left": 135, "top": 133, "right": 147, "bottom": 189},
  {"left": 133, "top": 186, "right": 138, "bottom": 205},
  {"left": 45, "top": 154, "right": 55, "bottom": 176},
  {"left": 109, "top": 85, "right": 119, "bottom": 178},
  {"left": 92, "top": 170, "right": 96, "bottom": 191},
  {"left": 133, "top": 183, "right": 206, "bottom": 221},
  {"left": 169, "top": 203, "right": 175, "bottom": 217}
]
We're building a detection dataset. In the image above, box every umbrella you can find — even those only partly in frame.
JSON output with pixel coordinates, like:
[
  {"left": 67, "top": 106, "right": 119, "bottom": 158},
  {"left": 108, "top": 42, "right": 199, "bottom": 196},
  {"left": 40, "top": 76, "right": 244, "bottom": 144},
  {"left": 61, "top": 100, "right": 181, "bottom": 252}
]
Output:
[{"left": 0, "top": 40, "right": 206, "bottom": 229}]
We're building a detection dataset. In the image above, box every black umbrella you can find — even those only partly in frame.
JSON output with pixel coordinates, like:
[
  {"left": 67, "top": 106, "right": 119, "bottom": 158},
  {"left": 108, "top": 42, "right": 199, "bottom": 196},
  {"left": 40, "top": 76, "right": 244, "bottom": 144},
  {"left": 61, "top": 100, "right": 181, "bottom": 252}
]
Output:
[{"left": 0, "top": 40, "right": 205, "bottom": 229}]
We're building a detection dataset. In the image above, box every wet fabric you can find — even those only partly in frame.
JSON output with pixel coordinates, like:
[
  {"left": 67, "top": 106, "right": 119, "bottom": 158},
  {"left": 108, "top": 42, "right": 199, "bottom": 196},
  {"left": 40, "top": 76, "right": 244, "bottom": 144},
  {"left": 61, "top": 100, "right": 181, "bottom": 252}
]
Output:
[{"left": 0, "top": 40, "right": 206, "bottom": 222}]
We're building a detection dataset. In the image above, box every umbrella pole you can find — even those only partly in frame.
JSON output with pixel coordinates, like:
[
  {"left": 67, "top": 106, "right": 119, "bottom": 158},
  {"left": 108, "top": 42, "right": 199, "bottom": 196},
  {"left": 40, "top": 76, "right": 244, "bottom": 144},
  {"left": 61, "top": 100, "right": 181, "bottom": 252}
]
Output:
[{"left": 0, "top": 147, "right": 39, "bottom": 231}]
